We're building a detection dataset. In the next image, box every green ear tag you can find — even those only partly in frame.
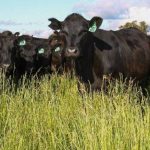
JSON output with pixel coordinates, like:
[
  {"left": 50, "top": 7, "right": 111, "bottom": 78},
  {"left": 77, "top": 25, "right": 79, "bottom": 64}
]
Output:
[
  {"left": 19, "top": 40, "right": 26, "bottom": 46},
  {"left": 38, "top": 48, "right": 45, "bottom": 54},
  {"left": 55, "top": 47, "right": 61, "bottom": 52},
  {"left": 89, "top": 22, "right": 97, "bottom": 32}
]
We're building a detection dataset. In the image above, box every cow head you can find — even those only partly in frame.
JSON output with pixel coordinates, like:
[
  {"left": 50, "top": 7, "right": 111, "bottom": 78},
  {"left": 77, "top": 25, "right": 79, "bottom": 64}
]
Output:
[
  {"left": 0, "top": 31, "right": 19, "bottom": 73},
  {"left": 14, "top": 35, "right": 37, "bottom": 74},
  {"left": 35, "top": 39, "right": 52, "bottom": 74},
  {"left": 14, "top": 33, "right": 66, "bottom": 76},
  {"left": 14, "top": 35, "right": 52, "bottom": 75},
  {"left": 48, "top": 13, "right": 103, "bottom": 58},
  {"left": 49, "top": 31, "right": 66, "bottom": 73}
]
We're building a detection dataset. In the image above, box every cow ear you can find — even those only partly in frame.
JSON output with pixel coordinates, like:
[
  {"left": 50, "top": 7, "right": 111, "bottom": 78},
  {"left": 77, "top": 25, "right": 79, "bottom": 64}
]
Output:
[
  {"left": 14, "top": 32, "right": 20, "bottom": 36},
  {"left": 89, "top": 17, "right": 103, "bottom": 32},
  {"left": 94, "top": 36, "right": 112, "bottom": 50},
  {"left": 48, "top": 18, "right": 62, "bottom": 30}
]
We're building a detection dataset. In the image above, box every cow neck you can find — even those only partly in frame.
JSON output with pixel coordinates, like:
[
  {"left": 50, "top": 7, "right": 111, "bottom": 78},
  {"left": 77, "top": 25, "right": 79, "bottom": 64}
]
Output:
[{"left": 75, "top": 39, "right": 95, "bottom": 83}]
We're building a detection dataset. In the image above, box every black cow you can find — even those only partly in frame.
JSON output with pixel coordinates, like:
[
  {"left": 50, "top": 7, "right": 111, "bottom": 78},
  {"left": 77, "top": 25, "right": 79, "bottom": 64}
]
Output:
[
  {"left": 49, "top": 31, "right": 74, "bottom": 74},
  {"left": 48, "top": 13, "right": 150, "bottom": 92},
  {"left": 49, "top": 31, "right": 65, "bottom": 73},
  {"left": 13, "top": 33, "right": 65, "bottom": 79},
  {"left": 1, "top": 30, "right": 19, "bottom": 37},
  {"left": 0, "top": 31, "right": 19, "bottom": 75}
]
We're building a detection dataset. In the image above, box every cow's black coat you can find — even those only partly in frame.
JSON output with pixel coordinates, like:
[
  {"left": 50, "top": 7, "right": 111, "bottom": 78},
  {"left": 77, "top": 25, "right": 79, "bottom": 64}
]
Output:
[
  {"left": 12, "top": 33, "right": 66, "bottom": 79},
  {"left": 49, "top": 13, "right": 150, "bottom": 91},
  {"left": 0, "top": 31, "right": 19, "bottom": 75},
  {"left": 13, "top": 35, "right": 52, "bottom": 78}
]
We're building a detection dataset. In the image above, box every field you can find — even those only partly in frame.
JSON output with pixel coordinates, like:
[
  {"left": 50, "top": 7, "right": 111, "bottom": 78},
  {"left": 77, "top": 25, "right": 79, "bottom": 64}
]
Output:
[{"left": 0, "top": 73, "right": 150, "bottom": 150}]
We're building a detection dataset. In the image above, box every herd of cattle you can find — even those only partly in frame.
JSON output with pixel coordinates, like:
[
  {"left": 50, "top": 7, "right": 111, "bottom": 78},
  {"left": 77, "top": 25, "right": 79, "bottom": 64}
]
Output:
[{"left": 1, "top": 13, "right": 150, "bottom": 91}]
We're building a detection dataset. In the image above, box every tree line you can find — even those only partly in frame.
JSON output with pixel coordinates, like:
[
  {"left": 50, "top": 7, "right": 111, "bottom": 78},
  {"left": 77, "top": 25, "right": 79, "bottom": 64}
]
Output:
[{"left": 119, "top": 20, "right": 149, "bottom": 34}]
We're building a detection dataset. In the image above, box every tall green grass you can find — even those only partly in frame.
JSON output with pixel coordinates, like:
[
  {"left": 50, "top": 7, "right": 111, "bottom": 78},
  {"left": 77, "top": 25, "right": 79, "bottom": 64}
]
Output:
[{"left": 0, "top": 73, "right": 150, "bottom": 150}]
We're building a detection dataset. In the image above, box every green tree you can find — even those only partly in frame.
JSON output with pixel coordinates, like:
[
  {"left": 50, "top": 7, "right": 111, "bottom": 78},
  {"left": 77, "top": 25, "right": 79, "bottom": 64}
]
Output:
[{"left": 119, "top": 20, "right": 149, "bottom": 34}]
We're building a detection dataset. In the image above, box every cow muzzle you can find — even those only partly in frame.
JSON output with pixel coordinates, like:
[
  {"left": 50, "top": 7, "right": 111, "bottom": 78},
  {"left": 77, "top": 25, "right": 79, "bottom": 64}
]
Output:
[
  {"left": 68, "top": 48, "right": 77, "bottom": 53},
  {"left": 66, "top": 48, "right": 80, "bottom": 57}
]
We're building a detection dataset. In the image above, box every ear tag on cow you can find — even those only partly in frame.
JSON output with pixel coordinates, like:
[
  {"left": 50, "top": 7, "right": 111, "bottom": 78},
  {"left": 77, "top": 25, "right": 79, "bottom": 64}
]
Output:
[
  {"left": 89, "top": 22, "right": 97, "bottom": 32},
  {"left": 19, "top": 40, "right": 26, "bottom": 46},
  {"left": 55, "top": 47, "right": 61, "bottom": 52},
  {"left": 38, "top": 48, "right": 45, "bottom": 54}
]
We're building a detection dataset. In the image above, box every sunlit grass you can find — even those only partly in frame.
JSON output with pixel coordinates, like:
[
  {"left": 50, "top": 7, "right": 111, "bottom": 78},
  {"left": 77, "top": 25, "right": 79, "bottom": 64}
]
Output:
[{"left": 0, "top": 73, "right": 150, "bottom": 150}]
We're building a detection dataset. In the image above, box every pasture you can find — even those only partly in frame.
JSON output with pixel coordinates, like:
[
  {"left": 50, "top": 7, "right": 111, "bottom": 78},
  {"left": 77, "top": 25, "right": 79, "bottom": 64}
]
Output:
[{"left": 0, "top": 72, "right": 150, "bottom": 150}]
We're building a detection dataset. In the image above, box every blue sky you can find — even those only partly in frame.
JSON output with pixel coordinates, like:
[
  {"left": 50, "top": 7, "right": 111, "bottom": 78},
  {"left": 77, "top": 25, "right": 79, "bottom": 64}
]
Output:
[
  {"left": 0, "top": 0, "right": 150, "bottom": 37},
  {"left": 0, "top": 0, "right": 77, "bottom": 34}
]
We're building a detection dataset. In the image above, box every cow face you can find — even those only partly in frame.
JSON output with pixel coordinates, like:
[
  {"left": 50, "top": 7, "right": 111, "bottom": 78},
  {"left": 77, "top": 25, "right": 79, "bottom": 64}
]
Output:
[
  {"left": 35, "top": 40, "right": 52, "bottom": 74},
  {"left": 14, "top": 34, "right": 65, "bottom": 75},
  {"left": 14, "top": 35, "right": 52, "bottom": 75},
  {"left": 49, "top": 31, "right": 66, "bottom": 72},
  {"left": 14, "top": 35, "right": 37, "bottom": 74},
  {"left": 0, "top": 32, "right": 19, "bottom": 72},
  {"left": 0, "top": 37, "right": 13, "bottom": 70},
  {"left": 48, "top": 13, "right": 102, "bottom": 58}
]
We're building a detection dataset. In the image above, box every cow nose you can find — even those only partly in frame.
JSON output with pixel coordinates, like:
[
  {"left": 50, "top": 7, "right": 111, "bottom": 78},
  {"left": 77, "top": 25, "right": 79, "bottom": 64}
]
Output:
[{"left": 68, "top": 48, "right": 77, "bottom": 53}]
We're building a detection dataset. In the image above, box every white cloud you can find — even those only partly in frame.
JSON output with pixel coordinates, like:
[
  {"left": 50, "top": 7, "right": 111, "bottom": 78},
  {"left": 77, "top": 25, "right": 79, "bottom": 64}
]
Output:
[
  {"left": 0, "top": 28, "right": 52, "bottom": 38},
  {"left": 128, "top": 7, "right": 150, "bottom": 24},
  {"left": 73, "top": 0, "right": 150, "bottom": 31},
  {"left": 0, "top": 20, "right": 22, "bottom": 26},
  {"left": 22, "top": 29, "right": 52, "bottom": 38},
  {"left": 73, "top": 0, "right": 130, "bottom": 19},
  {"left": 103, "top": 7, "right": 150, "bottom": 31}
]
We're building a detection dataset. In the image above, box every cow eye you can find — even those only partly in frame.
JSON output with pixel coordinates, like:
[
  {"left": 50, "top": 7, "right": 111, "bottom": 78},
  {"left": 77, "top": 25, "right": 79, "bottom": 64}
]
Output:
[
  {"left": 38, "top": 48, "right": 45, "bottom": 54},
  {"left": 19, "top": 40, "right": 26, "bottom": 46},
  {"left": 78, "top": 30, "right": 87, "bottom": 36}
]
